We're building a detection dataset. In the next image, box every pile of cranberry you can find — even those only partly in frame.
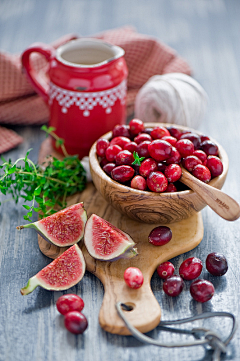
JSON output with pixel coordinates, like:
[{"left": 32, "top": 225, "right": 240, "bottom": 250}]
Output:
[{"left": 96, "top": 118, "right": 223, "bottom": 192}]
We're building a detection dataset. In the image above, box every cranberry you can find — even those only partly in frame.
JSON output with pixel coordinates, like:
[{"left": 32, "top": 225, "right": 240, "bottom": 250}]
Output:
[
  {"left": 182, "top": 155, "right": 202, "bottom": 172},
  {"left": 124, "top": 267, "right": 144, "bottom": 289},
  {"left": 165, "top": 147, "right": 181, "bottom": 164},
  {"left": 151, "top": 126, "right": 170, "bottom": 139},
  {"left": 103, "top": 163, "right": 116, "bottom": 176},
  {"left": 136, "top": 141, "right": 151, "bottom": 158},
  {"left": 129, "top": 118, "right": 145, "bottom": 136},
  {"left": 131, "top": 175, "right": 147, "bottom": 190},
  {"left": 115, "top": 150, "right": 134, "bottom": 166},
  {"left": 192, "top": 164, "right": 211, "bottom": 183},
  {"left": 157, "top": 261, "right": 175, "bottom": 279},
  {"left": 167, "top": 126, "right": 183, "bottom": 140},
  {"left": 64, "top": 311, "right": 88, "bottom": 334},
  {"left": 147, "top": 171, "right": 168, "bottom": 192},
  {"left": 100, "top": 157, "right": 109, "bottom": 167},
  {"left": 206, "top": 252, "right": 228, "bottom": 276},
  {"left": 180, "top": 133, "right": 201, "bottom": 149},
  {"left": 139, "top": 158, "right": 158, "bottom": 177},
  {"left": 124, "top": 141, "right": 138, "bottom": 153},
  {"left": 193, "top": 150, "right": 207, "bottom": 165},
  {"left": 165, "top": 182, "right": 177, "bottom": 192},
  {"left": 56, "top": 294, "right": 84, "bottom": 315},
  {"left": 190, "top": 279, "right": 215, "bottom": 303},
  {"left": 112, "top": 124, "right": 130, "bottom": 138},
  {"left": 110, "top": 136, "right": 130, "bottom": 149},
  {"left": 148, "top": 140, "right": 172, "bottom": 161},
  {"left": 96, "top": 138, "right": 110, "bottom": 157},
  {"left": 164, "top": 164, "right": 182, "bottom": 183},
  {"left": 163, "top": 275, "right": 184, "bottom": 297},
  {"left": 134, "top": 133, "right": 152, "bottom": 144},
  {"left": 148, "top": 226, "right": 172, "bottom": 246},
  {"left": 161, "top": 136, "right": 177, "bottom": 146},
  {"left": 200, "top": 134, "right": 210, "bottom": 143},
  {"left": 144, "top": 127, "right": 154, "bottom": 135},
  {"left": 157, "top": 162, "right": 167, "bottom": 172},
  {"left": 206, "top": 156, "right": 223, "bottom": 177},
  {"left": 176, "top": 139, "right": 194, "bottom": 158},
  {"left": 111, "top": 165, "right": 135, "bottom": 183},
  {"left": 201, "top": 140, "right": 219, "bottom": 156},
  {"left": 105, "top": 144, "right": 122, "bottom": 162},
  {"left": 179, "top": 257, "right": 203, "bottom": 280}
]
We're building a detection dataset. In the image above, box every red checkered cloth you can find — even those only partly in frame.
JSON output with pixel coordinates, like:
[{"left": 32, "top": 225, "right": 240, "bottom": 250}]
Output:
[{"left": 0, "top": 26, "right": 191, "bottom": 154}]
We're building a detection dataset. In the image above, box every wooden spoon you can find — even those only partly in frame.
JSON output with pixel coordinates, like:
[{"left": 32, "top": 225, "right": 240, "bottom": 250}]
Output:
[{"left": 180, "top": 167, "right": 240, "bottom": 221}]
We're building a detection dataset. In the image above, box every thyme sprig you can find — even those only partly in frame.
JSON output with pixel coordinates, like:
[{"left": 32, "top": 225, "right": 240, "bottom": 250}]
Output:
[{"left": 0, "top": 127, "right": 86, "bottom": 221}]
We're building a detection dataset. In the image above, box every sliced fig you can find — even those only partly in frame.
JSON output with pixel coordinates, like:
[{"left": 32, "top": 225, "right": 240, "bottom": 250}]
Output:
[
  {"left": 84, "top": 214, "right": 138, "bottom": 261},
  {"left": 21, "top": 244, "right": 85, "bottom": 295},
  {"left": 17, "top": 203, "right": 87, "bottom": 247}
]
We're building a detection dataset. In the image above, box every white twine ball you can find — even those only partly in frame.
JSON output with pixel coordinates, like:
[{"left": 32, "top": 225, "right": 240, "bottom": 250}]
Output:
[{"left": 134, "top": 73, "right": 208, "bottom": 128}]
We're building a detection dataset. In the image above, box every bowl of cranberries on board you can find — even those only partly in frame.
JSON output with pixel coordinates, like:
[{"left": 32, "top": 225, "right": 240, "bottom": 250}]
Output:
[{"left": 89, "top": 120, "right": 228, "bottom": 224}]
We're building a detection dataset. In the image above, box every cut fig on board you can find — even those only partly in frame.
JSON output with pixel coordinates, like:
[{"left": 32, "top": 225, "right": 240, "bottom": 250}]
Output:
[
  {"left": 17, "top": 203, "right": 87, "bottom": 247},
  {"left": 84, "top": 214, "right": 138, "bottom": 261},
  {"left": 21, "top": 244, "right": 86, "bottom": 295}
]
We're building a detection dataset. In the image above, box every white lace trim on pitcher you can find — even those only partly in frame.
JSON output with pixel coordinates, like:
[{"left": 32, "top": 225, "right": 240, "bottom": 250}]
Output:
[{"left": 48, "top": 79, "right": 127, "bottom": 116}]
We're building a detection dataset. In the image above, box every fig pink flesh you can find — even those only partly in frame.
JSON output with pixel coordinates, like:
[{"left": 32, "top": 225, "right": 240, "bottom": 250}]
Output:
[
  {"left": 37, "top": 245, "right": 84, "bottom": 288},
  {"left": 38, "top": 203, "right": 85, "bottom": 246}
]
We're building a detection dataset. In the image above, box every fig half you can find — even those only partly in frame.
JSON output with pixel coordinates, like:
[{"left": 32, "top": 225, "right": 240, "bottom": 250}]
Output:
[
  {"left": 21, "top": 244, "right": 86, "bottom": 295},
  {"left": 84, "top": 214, "right": 138, "bottom": 261},
  {"left": 17, "top": 202, "right": 87, "bottom": 247}
]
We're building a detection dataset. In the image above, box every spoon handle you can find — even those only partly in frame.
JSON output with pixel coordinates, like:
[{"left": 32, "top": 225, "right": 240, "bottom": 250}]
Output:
[{"left": 180, "top": 169, "right": 240, "bottom": 221}]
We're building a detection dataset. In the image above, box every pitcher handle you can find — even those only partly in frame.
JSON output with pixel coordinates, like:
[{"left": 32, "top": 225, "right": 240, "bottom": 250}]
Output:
[{"left": 21, "top": 43, "right": 55, "bottom": 104}]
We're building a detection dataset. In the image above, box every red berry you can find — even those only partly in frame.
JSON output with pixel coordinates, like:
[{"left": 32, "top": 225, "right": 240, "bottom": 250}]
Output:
[
  {"left": 164, "top": 164, "right": 182, "bottom": 183},
  {"left": 147, "top": 171, "right": 168, "bottom": 192},
  {"left": 176, "top": 139, "right": 194, "bottom": 158},
  {"left": 206, "top": 252, "right": 228, "bottom": 276},
  {"left": 161, "top": 135, "right": 177, "bottom": 146},
  {"left": 131, "top": 175, "right": 147, "bottom": 190},
  {"left": 148, "top": 140, "right": 172, "bottom": 161},
  {"left": 157, "top": 162, "right": 167, "bottom": 172},
  {"left": 192, "top": 150, "right": 207, "bottom": 165},
  {"left": 103, "top": 163, "right": 116, "bottom": 176},
  {"left": 111, "top": 165, "right": 135, "bottom": 183},
  {"left": 165, "top": 183, "right": 177, "bottom": 192},
  {"left": 148, "top": 226, "right": 172, "bottom": 246},
  {"left": 180, "top": 132, "right": 201, "bottom": 149},
  {"left": 112, "top": 124, "right": 130, "bottom": 138},
  {"left": 163, "top": 275, "right": 184, "bottom": 297},
  {"left": 124, "top": 141, "right": 138, "bottom": 153},
  {"left": 129, "top": 118, "right": 145, "bottom": 135},
  {"left": 201, "top": 140, "right": 219, "bottom": 156},
  {"left": 64, "top": 311, "right": 88, "bottom": 334},
  {"left": 206, "top": 156, "right": 223, "bottom": 177},
  {"left": 165, "top": 147, "right": 181, "bottom": 164},
  {"left": 134, "top": 133, "right": 152, "bottom": 144},
  {"left": 110, "top": 136, "right": 131, "bottom": 149},
  {"left": 192, "top": 164, "right": 211, "bottom": 183},
  {"left": 190, "top": 279, "right": 215, "bottom": 303},
  {"left": 139, "top": 158, "right": 158, "bottom": 177},
  {"left": 167, "top": 126, "right": 183, "bottom": 140},
  {"left": 96, "top": 138, "right": 110, "bottom": 157},
  {"left": 56, "top": 294, "right": 84, "bottom": 315},
  {"left": 200, "top": 134, "right": 210, "bottom": 143},
  {"left": 157, "top": 261, "right": 175, "bottom": 279},
  {"left": 115, "top": 150, "right": 134, "bottom": 166},
  {"left": 105, "top": 144, "right": 122, "bottom": 162},
  {"left": 124, "top": 267, "right": 144, "bottom": 289},
  {"left": 144, "top": 127, "right": 154, "bottom": 135},
  {"left": 182, "top": 155, "right": 202, "bottom": 172},
  {"left": 179, "top": 257, "right": 203, "bottom": 280},
  {"left": 151, "top": 126, "right": 170, "bottom": 140},
  {"left": 136, "top": 141, "right": 151, "bottom": 158},
  {"left": 100, "top": 157, "right": 109, "bottom": 167}
]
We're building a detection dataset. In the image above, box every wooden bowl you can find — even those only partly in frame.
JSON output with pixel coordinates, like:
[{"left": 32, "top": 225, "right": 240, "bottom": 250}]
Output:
[{"left": 89, "top": 123, "right": 229, "bottom": 224}]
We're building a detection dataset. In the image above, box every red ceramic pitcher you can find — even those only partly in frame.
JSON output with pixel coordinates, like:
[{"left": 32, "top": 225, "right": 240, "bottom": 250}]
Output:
[{"left": 21, "top": 38, "right": 128, "bottom": 158}]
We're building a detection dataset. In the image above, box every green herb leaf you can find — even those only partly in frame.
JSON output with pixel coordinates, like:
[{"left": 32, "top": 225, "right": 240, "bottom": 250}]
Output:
[{"left": 132, "top": 151, "right": 145, "bottom": 166}]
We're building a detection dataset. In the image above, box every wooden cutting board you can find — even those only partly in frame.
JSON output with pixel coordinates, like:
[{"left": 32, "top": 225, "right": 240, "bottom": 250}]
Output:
[{"left": 38, "top": 139, "right": 204, "bottom": 335}]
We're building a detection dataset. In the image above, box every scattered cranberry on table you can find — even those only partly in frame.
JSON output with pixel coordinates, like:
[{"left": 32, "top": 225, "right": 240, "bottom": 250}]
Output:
[
  {"left": 124, "top": 267, "right": 144, "bottom": 289},
  {"left": 179, "top": 257, "right": 203, "bottom": 280},
  {"left": 163, "top": 275, "right": 184, "bottom": 297},
  {"left": 56, "top": 294, "right": 84, "bottom": 315},
  {"left": 64, "top": 311, "right": 88, "bottom": 334},
  {"left": 190, "top": 279, "right": 215, "bottom": 303},
  {"left": 157, "top": 261, "right": 175, "bottom": 279},
  {"left": 206, "top": 252, "right": 228, "bottom": 276}
]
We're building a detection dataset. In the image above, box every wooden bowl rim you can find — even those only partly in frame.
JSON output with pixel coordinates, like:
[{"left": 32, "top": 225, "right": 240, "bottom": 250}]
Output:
[{"left": 89, "top": 123, "right": 229, "bottom": 197}]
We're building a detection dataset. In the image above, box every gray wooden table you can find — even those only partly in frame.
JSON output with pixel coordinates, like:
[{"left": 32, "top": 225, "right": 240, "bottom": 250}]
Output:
[{"left": 1, "top": 1, "right": 240, "bottom": 360}]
